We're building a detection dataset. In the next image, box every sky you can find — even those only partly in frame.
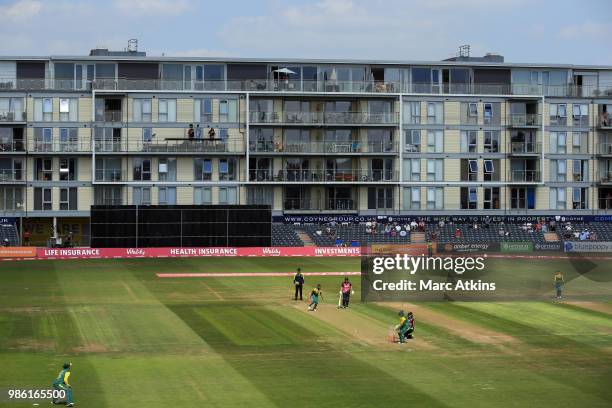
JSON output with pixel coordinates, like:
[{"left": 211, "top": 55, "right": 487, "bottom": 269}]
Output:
[{"left": 0, "top": 0, "right": 611, "bottom": 65}]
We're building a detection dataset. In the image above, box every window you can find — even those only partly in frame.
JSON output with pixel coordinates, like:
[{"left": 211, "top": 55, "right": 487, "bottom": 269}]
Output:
[
  {"left": 572, "top": 187, "right": 588, "bottom": 209},
  {"left": 34, "top": 128, "right": 53, "bottom": 152},
  {"left": 460, "top": 187, "right": 477, "bottom": 209},
  {"left": 572, "top": 159, "right": 588, "bottom": 182},
  {"left": 462, "top": 102, "right": 478, "bottom": 124},
  {"left": 483, "top": 160, "right": 494, "bottom": 181},
  {"left": 219, "top": 187, "right": 238, "bottom": 204},
  {"left": 194, "top": 187, "right": 212, "bottom": 204},
  {"left": 572, "top": 132, "right": 587, "bottom": 154},
  {"left": 219, "top": 100, "right": 238, "bottom": 122},
  {"left": 219, "top": 158, "right": 236, "bottom": 181},
  {"left": 59, "top": 158, "right": 76, "bottom": 181},
  {"left": 483, "top": 131, "right": 499, "bottom": 153},
  {"left": 461, "top": 130, "right": 478, "bottom": 153},
  {"left": 483, "top": 102, "right": 493, "bottom": 124},
  {"left": 59, "top": 128, "right": 78, "bottom": 152},
  {"left": 405, "top": 129, "right": 421, "bottom": 152},
  {"left": 404, "top": 101, "right": 420, "bottom": 124},
  {"left": 194, "top": 99, "right": 213, "bottom": 122},
  {"left": 59, "top": 187, "right": 77, "bottom": 210},
  {"left": 34, "top": 187, "right": 52, "bottom": 210},
  {"left": 0, "top": 187, "right": 24, "bottom": 210},
  {"left": 158, "top": 158, "right": 177, "bottom": 181},
  {"left": 367, "top": 187, "right": 394, "bottom": 209},
  {"left": 369, "top": 158, "right": 393, "bottom": 181},
  {"left": 426, "top": 159, "right": 443, "bottom": 181},
  {"left": 35, "top": 158, "right": 53, "bottom": 181},
  {"left": 404, "top": 158, "right": 420, "bottom": 181},
  {"left": 468, "top": 159, "right": 478, "bottom": 181},
  {"left": 483, "top": 187, "right": 500, "bottom": 209},
  {"left": 158, "top": 99, "right": 177, "bottom": 122},
  {"left": 133, "top": 158, "right": 151, "bottom": 181},
  {"left": 549, "top": 187, "right": 566, "bottom": 209},
  {"left": 34, "top": 98, "right": 53, "bottom": 121},
  {"left": 427, "top": 130, "right": 443, "bottom": 153},
  {"left": 133, "top": 99, "right": 152, "bottom": 122},
  {"left": 158, "top": 187, "right": 177, "bottom": 205},
  {"left": 59, "top": 98, "right": 78, "bottom": 121},
  {"left": 403, "top": 187, "right": 421, "bottom": 210},
  {"left": 194, "top": 158, "right": 213, "bottom": 181},
  {"left": 550, "top": 103, "right": 567, "bottom": 125},
  {"left": 247, "top": 186, "right": 273, "bottom": 205},
  {"left": 426, "top": 187, "right": 443, "bottom": 210},
  {"left": 572, "top": 104, "right": 588, "bottom": 126},
  {"left": 427, "top": 102, "right": 443, "bottom": 124},
  {"left": 550, "top": 159, "right": 566, "bottom": 182},
  {"left": 511, "top": 187, "right": 535, "bottom": 209},
  {"left": 94, "top": 186, "right": 122, "bottom": 205},
  {"left": 133, "top": 187, "right": 151, "bottom": 205},
  {"left": 468, "top": 102, "right": 478, "bottom": 117},
  {"left": 0, "top": 158, "right": 23, "bottom": 182},
  {"left": 143, "top": 128, "right": 153, "bottom": 144},
  {"left": 549, "top": 132, "right": 566, "bottom": 154}
]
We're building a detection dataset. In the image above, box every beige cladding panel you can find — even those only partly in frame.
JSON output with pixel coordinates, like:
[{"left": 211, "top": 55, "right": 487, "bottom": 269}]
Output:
[
  {"left": 77, "top": 186, "right": 92, "bottom": 211},
  {"left": 177, "top": 157, "right": 193, "bottom": 181},
  {"left": 444, "top": 186, "right": 460, "bottom": 210},
  {"left": 444, "top": 101, "right": 460, "bottom": 125},
  {"left": 444, "top": 129, "right": 460, "bottom": 153},
  {"left": 176, "top": 186, "right": 192, "bottom": 205},
  {"left": 443, "top": 158, "right": 460, "bottom": 182},
  {"left": 78, "top": 157, "right": 91, "bottom": 181},
  {"left": 52, "top": 98, "right": 59, "bottom": 122},
  {"left": 78, "top": 97, "right": 91, "bottom": 121},
  {"left": 535, "top": 186, "right": 548, "bottom": 210},
  {"left": 176, "top": 99, "right": 193, "bottom": 123}
]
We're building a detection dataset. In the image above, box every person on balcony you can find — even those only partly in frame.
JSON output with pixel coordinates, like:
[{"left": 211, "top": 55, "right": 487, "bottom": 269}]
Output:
[
  {"left": 195, "top": 124, "right": 202, "bottom": 139},
  {"left": 187, "top": 124, "right": 195, "bottom": 139},
  {"left": 208, "top": 126, "right": 216, "bottom": 139}
]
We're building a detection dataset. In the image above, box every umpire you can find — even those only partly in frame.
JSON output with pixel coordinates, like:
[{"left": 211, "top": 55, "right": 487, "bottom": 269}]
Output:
[{"left": 293, "top": 268, "right": 305, "bottom": 300}]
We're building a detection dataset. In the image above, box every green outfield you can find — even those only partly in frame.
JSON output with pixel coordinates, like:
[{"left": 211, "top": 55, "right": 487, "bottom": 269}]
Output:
[{"left": 0, "top": 256, "right": 611, "bottom": 407}]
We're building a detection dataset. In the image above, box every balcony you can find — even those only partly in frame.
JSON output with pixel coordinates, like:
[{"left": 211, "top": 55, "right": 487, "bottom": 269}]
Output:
[
  {"left": 508, "top": 170, "right": 541, "bottom": 182},
  {"left": 30, "top": 140, "right": 91, "bottom": 153},
  {"left": 0, "top": 111, "right": 26, "bottom": 122},
  {"left": 249, "top": 140, "right": 397, "bottom": 154},
  {"left": 599, "top": 114, "right": 612, "bottom": 128},
  {"left": 283, "top": 198, "right": 357, "bottom": 211},
  {"left": 0, "top": 169, "right": 24, "bottom": 183},
  {"left": 508, "top": 114, "right": 541, "bottom": 127},
  {"left": 0, "top": 140, "right": 25, "bottom": 152},
  {"left": 95, "top": 110, "right": 123, "bottom": 122},
  {"left": 249, "top": 169, "right": 398, "bottom": 182},
  {"left": 249, "top": 111, "right": 398, "bottom": 125},
  {"left": 94, "top": 169, "right": 124, "bottom": 182},
  {"left": 599, "top": 171, "right": 612, "bottom": 184},
  {"left": 508, "top": 142, "right": 541, "bottom": 155},
  {"left": 597, "top": 143, "right": 612, "bottom": 156}
]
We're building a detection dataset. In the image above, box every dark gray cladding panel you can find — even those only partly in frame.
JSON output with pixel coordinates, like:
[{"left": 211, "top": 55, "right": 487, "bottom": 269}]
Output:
[
  {"left": 16, "top": 62, "right": 45, "bottom": 79},
  {"left": 227, "top": 64, "right": 268, "bottom": 80},
  {"left": 474, "top": 68, "right": 511, "bottom": 84},
  {"left": 118, "top": 62, "right": 160, "bottom": 79}
]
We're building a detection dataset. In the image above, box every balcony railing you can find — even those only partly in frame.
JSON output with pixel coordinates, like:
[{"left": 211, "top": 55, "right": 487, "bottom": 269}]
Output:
[
  {"left": 0, "top": 169, "right": 24, "bottom": 182},
  {"left": 3, "top": 76, "right": 612, "bottom": 96},
  {"left": 598, "top": 143, "right": 612, "bottom": 155},
  {"left": 508, "top": 114, "right": 541, "bottom": 127},
  {"left": 92, "top": 139, "right": 244, "bottom": 153},
  {"left": 30, "top": 140, "right": 92, "bottom": 153},
  {"left": 508, "top": 142, "right": 541, "bottom": 155},
  {"left": 94, "top": 169, "right": 124, "bottom": 182},
  {"left": 599, "top": 197, "right": 612, "bottom": 210},
  {"left": 572, "top": 116, "right": 589, "bottom": 127},
  {"left": 283, "top": 198, "right": 356, "bottom": 211},
  {"left": 95, "top": 110, "right": 123, "bottom": 122},
  {"left": 0, "top": 111, "right": 26, "bottom": 122},
  {"left": 508, "top": 170, "right": 541, "bottom": 182},
  {"left": 249, "top": 169, "right": 398, "bottom": 182},
  {"left": 0, "top": 140, "right": 25, "bottom": 152},
  {"left": 599, "top": 171, "right": 612, "bottom": 183},
  {"left": 249, "top": 140, "right": 397, "bottom": 154},
  {"left": 249, "top": 111, "right": 398, "bottom": 125}
]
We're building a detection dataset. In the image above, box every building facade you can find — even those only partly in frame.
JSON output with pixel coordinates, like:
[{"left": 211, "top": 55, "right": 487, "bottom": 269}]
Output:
[{"left": 0, "top": 51, "right": 611, "bottom": 244}]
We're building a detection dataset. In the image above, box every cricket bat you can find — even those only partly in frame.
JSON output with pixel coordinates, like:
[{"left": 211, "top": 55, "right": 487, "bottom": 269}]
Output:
[{"left": 337, "top": 290, "right": 342, "bottom": 308}]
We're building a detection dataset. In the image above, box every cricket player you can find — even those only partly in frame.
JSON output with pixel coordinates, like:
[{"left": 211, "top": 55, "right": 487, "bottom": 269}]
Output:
[
  {"left": 395, "top": 311, "right": 415, "bottom": 343},
  {"left": 52, "top": 362, "right": 74, "bottom": 406},
  {"left": 308, "top": 284, "right": 323, "bottom": 311},
  {"left": 553, "top": 271, "right": 565, "bottom": 299},
  {"left": 340, "top": 277, "right": 353, "bottom": 308}
]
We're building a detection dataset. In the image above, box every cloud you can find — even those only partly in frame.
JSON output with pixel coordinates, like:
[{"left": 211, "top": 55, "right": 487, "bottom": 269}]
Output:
[
  {"left": 112, "top": 0, "right": 193, "bottom": 16},
  {"left": 0, "top": 0, "right": 42, "bottom": 21}
]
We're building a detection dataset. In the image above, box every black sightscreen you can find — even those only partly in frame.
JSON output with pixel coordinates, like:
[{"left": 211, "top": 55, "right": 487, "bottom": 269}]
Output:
[{"left": 90, "top": 205, "right": 271, "bottom": 248}]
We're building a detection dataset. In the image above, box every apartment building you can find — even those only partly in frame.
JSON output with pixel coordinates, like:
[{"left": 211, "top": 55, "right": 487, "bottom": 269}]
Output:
[{"left": 0, "top": 49, "right": 611, "bottom": 244}]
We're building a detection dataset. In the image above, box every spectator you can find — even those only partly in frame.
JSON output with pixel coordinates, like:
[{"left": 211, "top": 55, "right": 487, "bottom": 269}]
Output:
[
  {"left": 23, "top": 229, "right": 31, "bottom": 246},
  {"left": 195, "top": 124, "right": 202, "bottom": 139},
  {"left": 455, "top": 228, "right": 462, "bottom": 239},
  {"left": 3, "top": 238, "right": 9, "bottom": 247},
  {"left": 187, "top": 123, "right": 195, "bottom": 139},
  {"left": 208, "top": 126, "right": 216, "bottom": 139}
]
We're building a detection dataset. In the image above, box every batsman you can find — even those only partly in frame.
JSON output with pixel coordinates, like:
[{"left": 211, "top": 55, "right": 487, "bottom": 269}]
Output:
[{"left": 395, "top": 311, "right": 415, "bottom": 343}]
